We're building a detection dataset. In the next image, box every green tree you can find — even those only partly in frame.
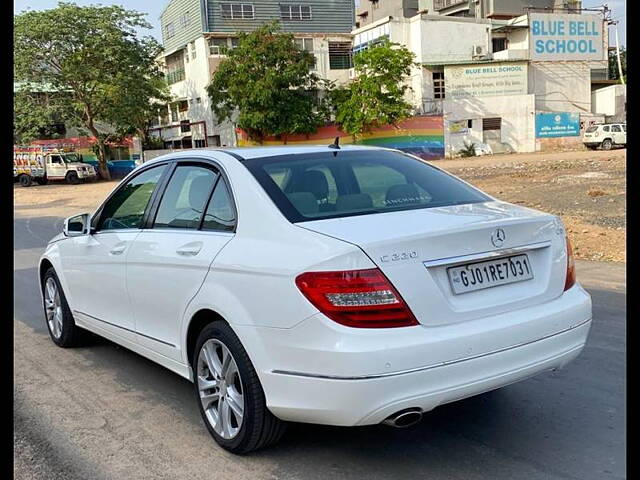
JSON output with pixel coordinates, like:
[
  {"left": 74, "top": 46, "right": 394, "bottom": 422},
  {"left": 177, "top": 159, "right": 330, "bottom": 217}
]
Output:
[
  {"left": 608, "top": 47, "right": 626, "bottom": 83},
  {"left": 13, "top": 86, "right": 66, "bottom": 144},
  {"left": 331, "top": 39, "right": 416, "bottom": 141},
  {"left": 14, "top": 2, "right": 167, "bottom": 179},
  {"left": 207, "top": 23, "right": 330, "bottom": 143}
]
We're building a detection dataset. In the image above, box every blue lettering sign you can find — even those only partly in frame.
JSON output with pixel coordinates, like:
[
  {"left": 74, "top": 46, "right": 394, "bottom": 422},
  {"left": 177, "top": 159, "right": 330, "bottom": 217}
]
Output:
[{"left": 535, "top": 112, "right": 580, "bottom": 138}]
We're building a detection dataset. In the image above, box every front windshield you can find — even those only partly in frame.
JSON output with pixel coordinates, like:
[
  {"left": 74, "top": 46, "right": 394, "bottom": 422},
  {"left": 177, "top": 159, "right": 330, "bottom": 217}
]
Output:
[
  {"left": 63, "top": 153, "right": 80, "bottom": 163},
  {"left": 243, "top": 150, "right": 490, "bottom": 223}
]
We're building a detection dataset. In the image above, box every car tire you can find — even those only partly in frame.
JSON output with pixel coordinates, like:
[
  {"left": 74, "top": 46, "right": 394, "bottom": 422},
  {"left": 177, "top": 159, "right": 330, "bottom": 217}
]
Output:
[
  {"left": 192, "top": 321, "right": 286, "bottom": 454},
  {"left": 36, "top": 177, "right": 49, "bottom": 185},
  {"left": 66, "top": 171, "right": 80, "bottom": 185},
  {"left": 19, "top": 174, "right": 32, "bottom": 187},
  {"left": 42, "top": 268, "right": 88, "bottom": 347},
  {"left": 601, "top": 139, "right": 613, "bottom": 150}
]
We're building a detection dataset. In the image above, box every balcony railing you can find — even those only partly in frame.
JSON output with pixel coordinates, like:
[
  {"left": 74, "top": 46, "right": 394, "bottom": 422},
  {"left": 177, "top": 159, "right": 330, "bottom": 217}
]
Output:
[
  {"left": 166, "top": 68, "right": 185, "bottom": 85},
  {"left": 434, "top": 0, "right": 468, "bottom": 11}
]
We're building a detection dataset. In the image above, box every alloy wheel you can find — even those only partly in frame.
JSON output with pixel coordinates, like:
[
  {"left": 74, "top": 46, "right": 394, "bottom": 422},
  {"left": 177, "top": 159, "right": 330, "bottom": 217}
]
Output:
[
  {"left": 197, "top": 339, "right": 245, "bottom": 440},
  {"left": 44, "top": 278, "right": 63, "bottom": 339}
]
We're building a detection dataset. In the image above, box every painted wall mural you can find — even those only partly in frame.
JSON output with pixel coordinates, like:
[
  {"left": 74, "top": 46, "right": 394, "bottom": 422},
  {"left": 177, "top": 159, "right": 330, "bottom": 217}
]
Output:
[{"left": 237, "top": 115, "right": 445, "bottom": 160}]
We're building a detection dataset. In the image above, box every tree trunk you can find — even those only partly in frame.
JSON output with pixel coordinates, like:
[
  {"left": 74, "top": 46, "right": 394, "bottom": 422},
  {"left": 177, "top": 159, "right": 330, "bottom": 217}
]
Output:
[
  {"left": 87, "top": 121, "right": 111, "bottom": 181},
  {"left": 96, "top": 141, "right": 110, "bottom": 180}
]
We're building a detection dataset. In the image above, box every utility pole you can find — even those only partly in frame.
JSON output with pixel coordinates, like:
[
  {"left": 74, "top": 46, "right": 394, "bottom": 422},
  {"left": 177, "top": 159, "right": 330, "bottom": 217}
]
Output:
[{"left": 611, "top": 20, "right": 625, "bottom": 84}]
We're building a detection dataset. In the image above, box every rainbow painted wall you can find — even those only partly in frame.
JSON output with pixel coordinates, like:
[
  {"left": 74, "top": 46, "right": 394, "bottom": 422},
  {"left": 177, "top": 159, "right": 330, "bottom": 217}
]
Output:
[{"left": 237, "top": 115, "right": 445, "bottom": 160}]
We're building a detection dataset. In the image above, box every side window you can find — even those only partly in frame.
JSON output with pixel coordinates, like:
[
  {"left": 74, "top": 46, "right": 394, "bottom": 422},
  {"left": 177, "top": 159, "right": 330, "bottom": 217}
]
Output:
[
  {"left": 202, "top": 177, "right": 236, "bottom": 232},
  {"left": 154, "top": 165, "right": 218, "bottom": 229},
  {"left": 611, "top": 125, "right": 621, "bottom": 132},
  {"left": 98, "top": 165, "right": 166, "bottom": 231},
  {"left": 602, "top": 125, "right": 610, "bottom": 132},
  {"left": 50, "top": 155, "right": 63, "bottom": 164},
  {"left": 622, "top": 125, "right": 627, "bottom": 132}
]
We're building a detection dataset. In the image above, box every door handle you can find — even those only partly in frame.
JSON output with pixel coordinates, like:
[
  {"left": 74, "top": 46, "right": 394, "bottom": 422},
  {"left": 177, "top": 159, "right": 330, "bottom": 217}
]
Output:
[
  {"left": 176, "top": 241, "right": 203, "bottom": 256},
  {"left": 110, "top": 242, "right": 127, "bottom": 255}
]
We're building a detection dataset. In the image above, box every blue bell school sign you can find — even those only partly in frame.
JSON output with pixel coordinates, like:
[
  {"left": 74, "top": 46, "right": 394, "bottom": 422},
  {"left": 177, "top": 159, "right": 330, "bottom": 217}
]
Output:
[
  {"left": 529, "top": 13, "right": 604, "bottom": 61},
  {"left": 535, "top": 112, "right": 580, "bottom": 138}
]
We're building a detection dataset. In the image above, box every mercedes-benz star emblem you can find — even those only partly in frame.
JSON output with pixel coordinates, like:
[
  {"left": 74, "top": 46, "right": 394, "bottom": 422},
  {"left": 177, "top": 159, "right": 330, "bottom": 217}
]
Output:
[{"left": 491, "top": 228, "right": 506, "bottom": 248}]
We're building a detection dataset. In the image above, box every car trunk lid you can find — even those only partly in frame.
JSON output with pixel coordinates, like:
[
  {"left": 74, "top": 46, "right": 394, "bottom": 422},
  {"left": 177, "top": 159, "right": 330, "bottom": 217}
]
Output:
[{"left": 298, "top": 201, "right": 568, "bottom": 326}]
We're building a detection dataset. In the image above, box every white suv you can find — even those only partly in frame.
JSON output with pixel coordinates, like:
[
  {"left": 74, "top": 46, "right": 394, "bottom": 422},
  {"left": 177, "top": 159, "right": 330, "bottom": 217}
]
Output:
[{"left": 583, "top": 123, "right": 626, "bottom": 150}]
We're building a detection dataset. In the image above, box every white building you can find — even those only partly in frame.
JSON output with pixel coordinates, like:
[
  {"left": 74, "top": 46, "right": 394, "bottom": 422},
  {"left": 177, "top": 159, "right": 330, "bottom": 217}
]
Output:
[
  {"left": 151, "top": 0, "right": 356, "bottom": 150},
  {"left": 351, "top": 9, "right": 610, "bottom": 156}
]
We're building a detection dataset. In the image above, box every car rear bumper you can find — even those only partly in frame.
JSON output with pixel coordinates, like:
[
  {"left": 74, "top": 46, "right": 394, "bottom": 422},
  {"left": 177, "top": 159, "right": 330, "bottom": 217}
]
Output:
[
  {"left": 235, "top": 284, "right": 592, "bottom": 426},
  {"left": 263, "top": 318, "right": 589, "bottom": 426}
]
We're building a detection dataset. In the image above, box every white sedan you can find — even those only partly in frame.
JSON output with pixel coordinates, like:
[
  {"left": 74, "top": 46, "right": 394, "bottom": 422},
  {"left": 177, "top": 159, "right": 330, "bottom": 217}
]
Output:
[{"left": 39, "top": 146, "right": 592, "bottom": 454}]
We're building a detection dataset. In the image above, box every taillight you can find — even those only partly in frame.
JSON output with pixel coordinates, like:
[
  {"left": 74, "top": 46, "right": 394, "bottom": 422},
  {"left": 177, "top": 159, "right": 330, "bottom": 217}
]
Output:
[
  {"left": 295, "top": 268, "right": 419, "bottom": 328},
  {"left": 564, "top": 236, "right": 576, "bottom": 291}
]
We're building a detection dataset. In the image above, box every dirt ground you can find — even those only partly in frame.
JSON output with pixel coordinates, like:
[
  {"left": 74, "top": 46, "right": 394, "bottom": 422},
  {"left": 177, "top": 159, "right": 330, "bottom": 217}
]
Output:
[
  {"left": 431, "top": 148, "right": 626, "bottom": 263},
  {"left": 14, "top": 148, "right": 626, "bottom": 262}
]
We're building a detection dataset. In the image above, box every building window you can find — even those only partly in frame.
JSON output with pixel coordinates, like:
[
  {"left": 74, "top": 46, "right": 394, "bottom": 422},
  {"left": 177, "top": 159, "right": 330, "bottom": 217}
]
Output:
[
  {"left": 221, "top": 3, "right": 255, "bottom": 19},
  {"left": 209, "top": 37, "right": 239, "bottom": 55},
  {"left": 294, "top": 37, "right": 316, "bottom": 68},
  {"left": 482, "top": 117, "right": 502, "bottom": 131},
  {"left": 329, "top": 42, "right": 353, "bottom": 70},
  {"left": 280, "top": 5, "right": 312, "bottom": 20},
  {"left": 209, "top": 38, "right": 227, "bottom": 55},
  {"left": 179, "top": 11, "right": 190, "bottom": 29},
  {"left": 433, "top": 72, "right": 445, "bottom": 99},
  {"left": 294, "top": 37, "right": 314, "bottom": 52},
  {"left": 165, "top": 51, "right": 185, "bottom": 84},
  {"left": 165, "top": 22, "right": 175, "bottom": 39},
  {"left": 170, "top": 104, "right": 179, "bottom": 123},
  {"left": 492, "top": 37, "right": 507, "bottom": 53},
  {"left": 180, "top": 120, "right": 191, "bottom": 133}
]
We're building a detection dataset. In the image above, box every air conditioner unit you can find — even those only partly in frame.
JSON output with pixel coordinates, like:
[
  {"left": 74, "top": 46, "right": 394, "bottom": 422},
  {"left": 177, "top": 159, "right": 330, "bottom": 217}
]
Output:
[{"left": 472, "top": 45, "right": 488, "bottom": 58}]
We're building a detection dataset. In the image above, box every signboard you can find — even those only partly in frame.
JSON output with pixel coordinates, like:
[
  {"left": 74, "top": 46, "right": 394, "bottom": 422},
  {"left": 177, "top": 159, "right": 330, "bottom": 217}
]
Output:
[
  {"left": 445, "top": 62, "right": 528, "bottom": 99},
  {"left": 448, "top": 120, "right": 469, "bottom": 134},
  {"left": 535, "top": 112, "right": 580, "bottom": 138},
  {"left": 529, "top": 13, "right": 604, "bottom": 61}
]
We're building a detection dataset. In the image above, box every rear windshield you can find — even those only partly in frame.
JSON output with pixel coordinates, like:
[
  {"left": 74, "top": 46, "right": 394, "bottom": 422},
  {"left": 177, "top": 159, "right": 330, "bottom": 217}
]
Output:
[
  {"left": 243, "top": 150, "right": 490, "bottom": 222},
  {"left": 585, "top": 126, "right": 599, "bottom": 133}
]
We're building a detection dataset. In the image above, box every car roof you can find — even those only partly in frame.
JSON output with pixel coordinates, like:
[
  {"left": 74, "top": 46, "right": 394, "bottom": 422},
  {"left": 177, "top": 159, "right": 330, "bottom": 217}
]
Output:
[{"left": 142, "top": 144, "right": 388, "bottom": 166}]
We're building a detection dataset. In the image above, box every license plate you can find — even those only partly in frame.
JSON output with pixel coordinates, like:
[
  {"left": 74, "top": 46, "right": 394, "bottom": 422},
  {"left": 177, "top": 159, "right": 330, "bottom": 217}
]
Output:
[{"left": 447, "top": 254, "right": 533, "bottom": 294}]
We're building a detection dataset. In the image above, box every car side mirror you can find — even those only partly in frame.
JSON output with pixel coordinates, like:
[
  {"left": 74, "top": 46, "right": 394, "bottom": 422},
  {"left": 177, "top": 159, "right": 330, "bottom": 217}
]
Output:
[{"left": 63, "top": 213, "right": 91, "bottom": 237}]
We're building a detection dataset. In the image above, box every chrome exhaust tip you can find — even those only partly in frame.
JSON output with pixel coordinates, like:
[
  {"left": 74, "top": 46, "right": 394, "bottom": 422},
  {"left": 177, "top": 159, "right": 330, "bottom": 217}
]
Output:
[{"left": 382, "top": 409, "right": 423, "bottom": 428}]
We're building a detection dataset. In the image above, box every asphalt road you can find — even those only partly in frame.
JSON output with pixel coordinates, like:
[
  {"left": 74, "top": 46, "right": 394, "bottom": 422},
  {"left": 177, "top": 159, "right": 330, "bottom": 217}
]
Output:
[{"left": 14, "top": 214, "right": 626, "bottom": 480}]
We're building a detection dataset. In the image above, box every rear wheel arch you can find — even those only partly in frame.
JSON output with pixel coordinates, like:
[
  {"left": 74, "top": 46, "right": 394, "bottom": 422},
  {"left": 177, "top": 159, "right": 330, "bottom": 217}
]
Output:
[{"left": 186, "top": 309, "right": 230, "bottom": 368}]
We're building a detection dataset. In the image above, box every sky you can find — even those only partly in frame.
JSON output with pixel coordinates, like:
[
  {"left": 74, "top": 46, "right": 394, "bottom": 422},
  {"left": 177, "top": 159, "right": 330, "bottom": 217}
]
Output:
[{"left": 14, "top": 0, "right": 626, "bottom": 46}]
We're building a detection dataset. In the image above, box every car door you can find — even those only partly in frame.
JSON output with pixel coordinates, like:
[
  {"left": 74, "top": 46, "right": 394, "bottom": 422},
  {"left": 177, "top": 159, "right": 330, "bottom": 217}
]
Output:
[
  {"left": 58, "top": 163, "right": 169, "bottom": 336},
  {"left": 126, "top": 160, "right": 237, "bottom": 361},
  {"left": 611, "top": 124, "right": 625, "bottom": 145},
  {"left": 46, "top": 154, "right": 67, "bottom": 179}
]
